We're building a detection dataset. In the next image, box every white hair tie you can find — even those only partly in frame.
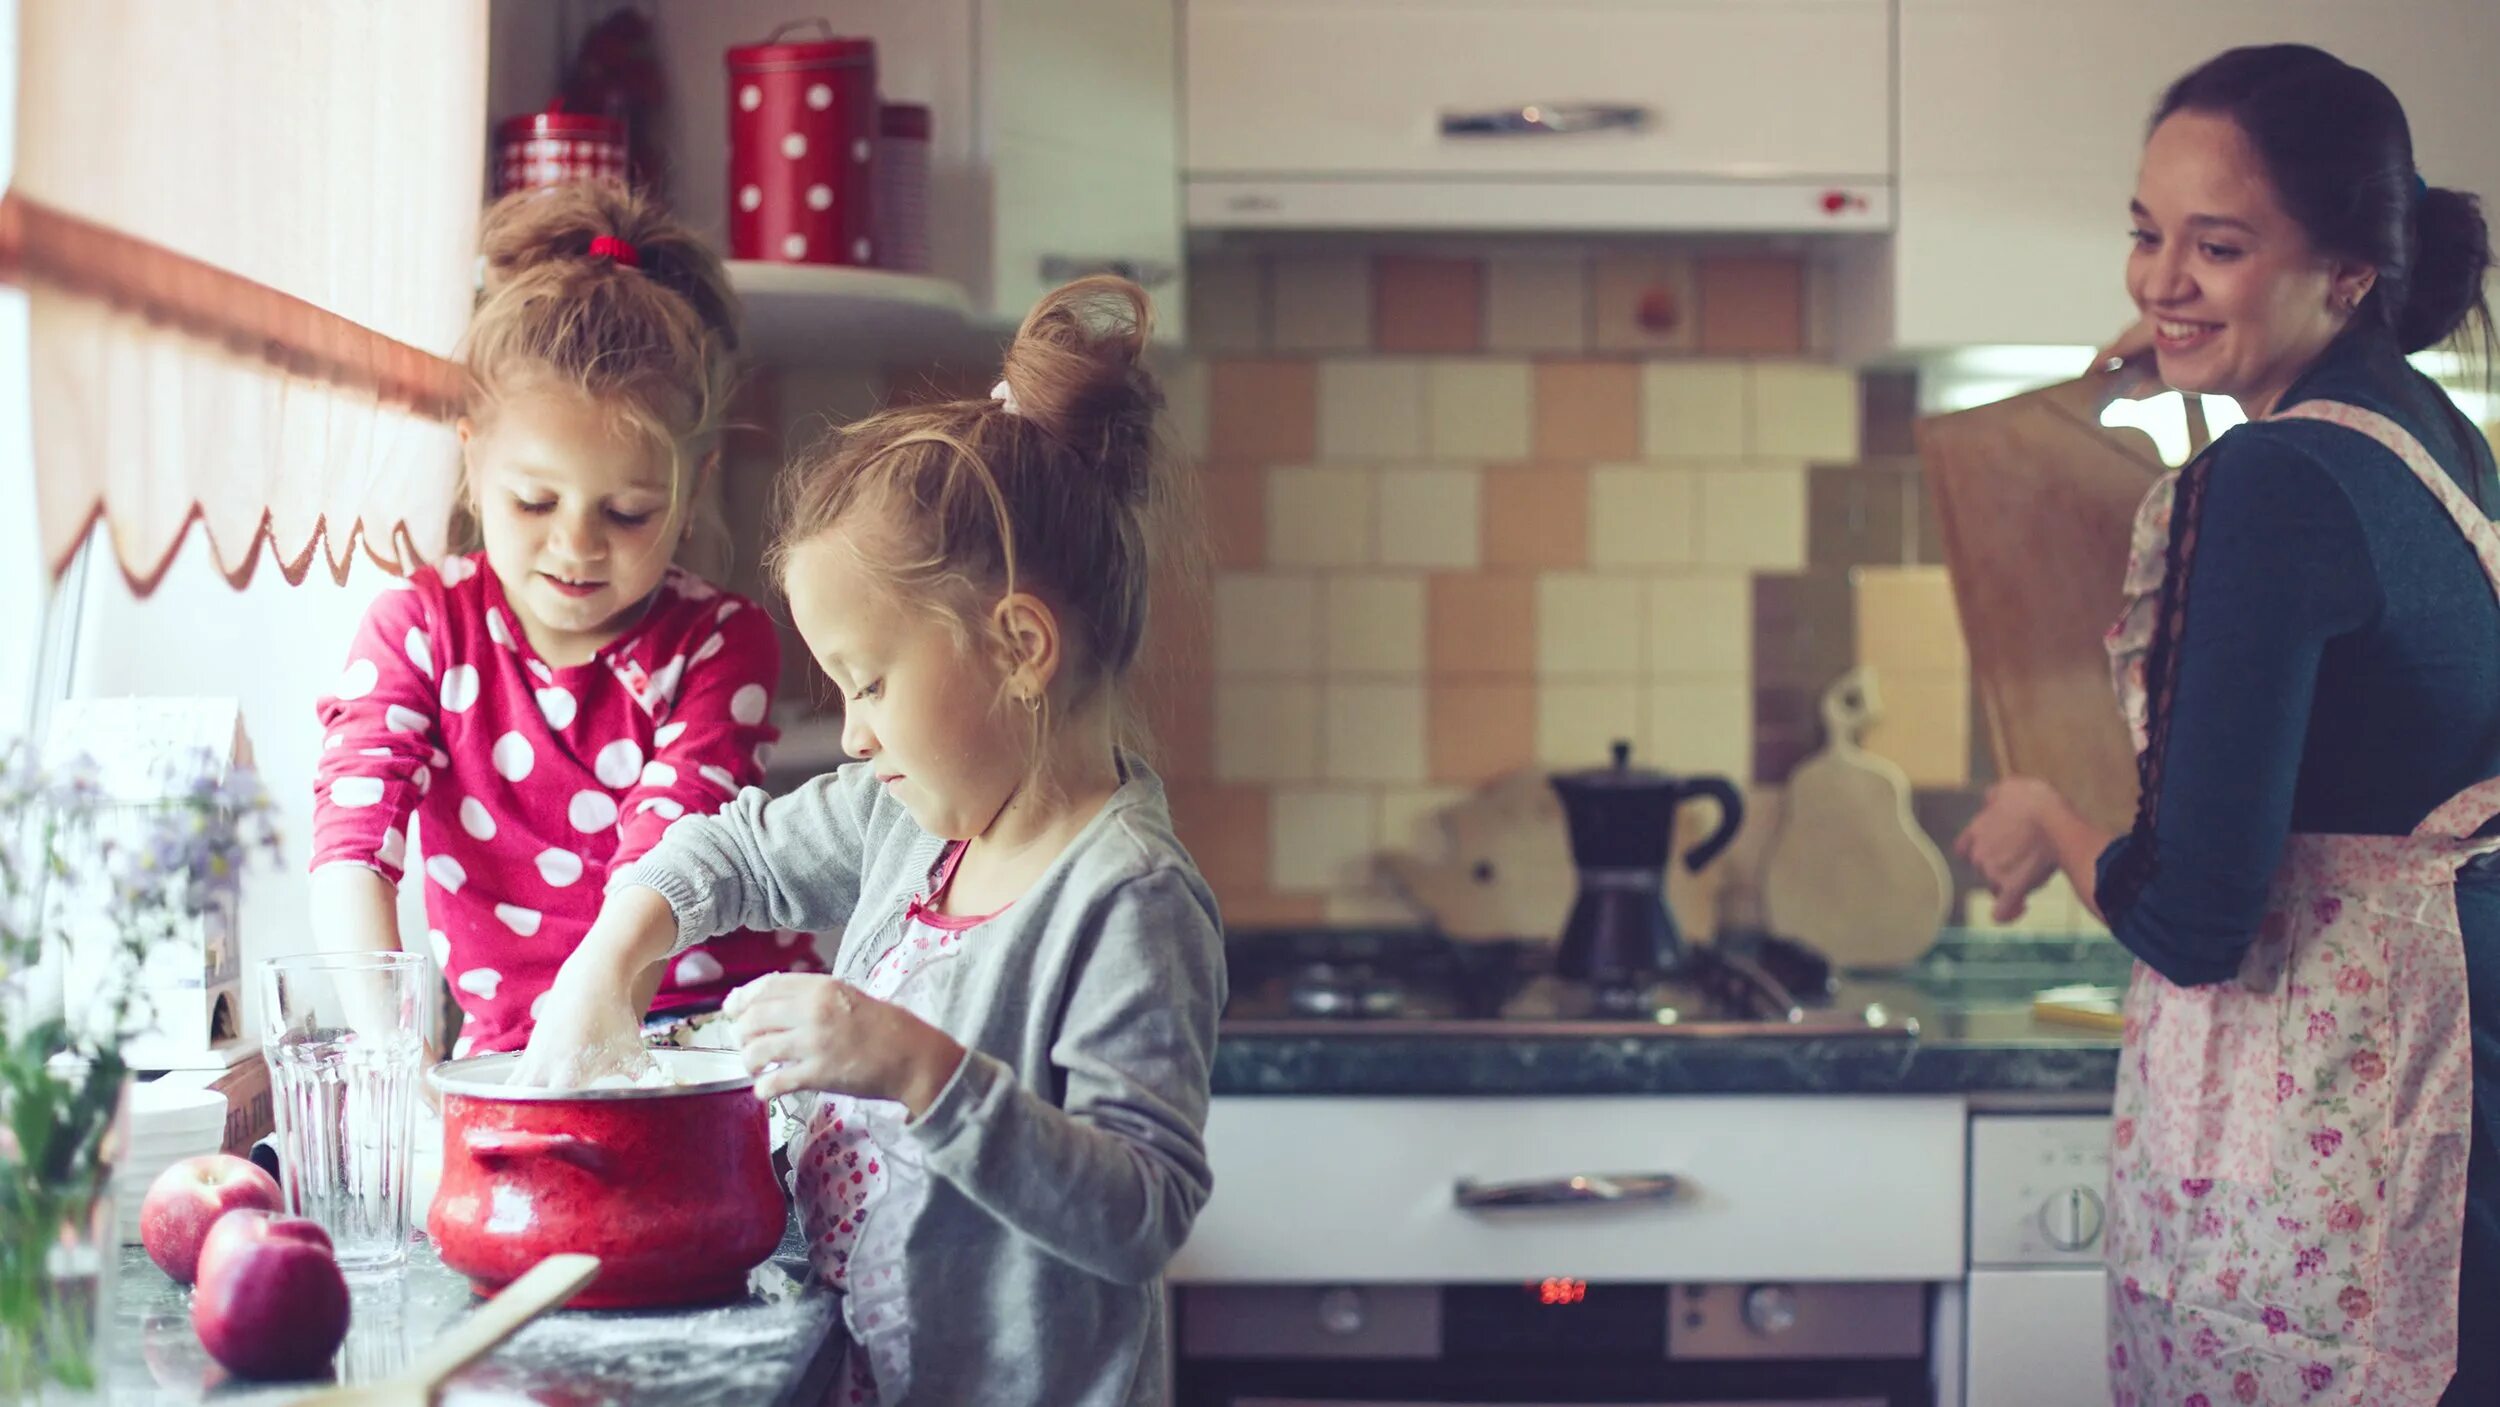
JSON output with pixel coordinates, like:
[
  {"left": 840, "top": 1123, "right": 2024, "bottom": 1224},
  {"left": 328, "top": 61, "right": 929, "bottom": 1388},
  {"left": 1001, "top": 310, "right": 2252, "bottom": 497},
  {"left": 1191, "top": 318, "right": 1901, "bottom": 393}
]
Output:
[{"left": 990, "top": 379, "right": 1021, "bottom": 416}]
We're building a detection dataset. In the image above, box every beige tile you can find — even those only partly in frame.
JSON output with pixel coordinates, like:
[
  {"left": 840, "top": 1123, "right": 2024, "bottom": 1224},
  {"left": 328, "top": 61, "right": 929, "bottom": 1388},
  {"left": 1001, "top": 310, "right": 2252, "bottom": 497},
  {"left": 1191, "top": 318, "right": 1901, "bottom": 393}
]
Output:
[
  {"left": 1429, "top": 682, "right": 1538, "bottom": 784},
  {"left": 1215, "top": 681, "right": 1322, "bottom": 782},
  {"left": 1643, "top": 362, "right": 1750, "bottom": 460},
  {"left": 1591, "top": 250, "right": 1698, "bottom": 354},
  {"left": 1212, "top": 681, "right": 1322, "bottom": 783},
  {"left": 1646, "top": 680, "right": 1753, "bottom": 781},
  {"left": 1853, "top": 566, "right": 1967, "bottom": 677},
  {"left": 1484, "top": 254, "right": 1590, "bottom": 353},
  {"left": 1185, "top": 253, "right": 1266, "bottom": 353},
  {"left": 1859, "top": 673, "right": 1973, "bottom": 789},
  {"left": 1374, "top": 255, "right": 1484, "bottom": 354},
  {"left": 1323, "top": 684, "right": 1429, "bottom": 782},
  {"left": 1380, "top": 785, "right": 1468, "bottom": 860},
  {"left": 1428, "top": 572, "right": 1536, "bottom": 677},
  {"left": 1213, "top": 573, "right": 1320, "bottom": 675},
  {"left": 1426, "top": 360, "right": 1533, "bottom": 460},
  {"left": 1698, "top": 466, "right": 1807, "bottom": 570},
  {"left": 1647, "top": 574, "right": 1752, "bottom": 678},
  {"left": 1588, "top": 467, "right": 1699, "bottom": 569},
  {"left": 1270, "top": 787, "right": 1381, "bottom": 890},
  {"left": 1271, "top": 255, "right": 1373, "bottom": 352},
  {"left": 1482, "top": 465, "right": 1590, "bottom": 569},
  {"left": 1202, "top": 467, "right": 1266, "bottom": 570},
  {"left": 1161, "top": 356, "right": 1211, "bottom": 461},
  {"left": 1749, "top": 363, "right": 1862, "bottom": 461},
  {"left": 1323, "top": 575, "right": 1426, "bottom": 676},
  {"left": 1266, "top": 467, "right": 1375, "bottom": 568},
  {"left": 1533, "top": 361, "right": 1641, "bottom": 461},
  {"left": 1378, "top": 467, "right": 1482, "bottom": 569},
  {"left": 1536, "top": 574, "right": 1644, "bottom": 678},
  {"left": 1318, "top": 359, "right": 1427, "bottom": 460},
  {"left": 1538, "top": 681, "right": 1646, "bottom": 765},
  {"left": 1324, "top": 886, "right": 1429, "bottom": 925}
]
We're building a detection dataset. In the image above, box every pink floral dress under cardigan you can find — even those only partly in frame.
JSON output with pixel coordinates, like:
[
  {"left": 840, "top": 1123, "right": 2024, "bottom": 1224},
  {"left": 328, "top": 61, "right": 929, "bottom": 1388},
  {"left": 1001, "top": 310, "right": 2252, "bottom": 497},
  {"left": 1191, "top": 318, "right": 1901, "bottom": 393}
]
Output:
[
  {"left": 791, "top": 842, "right": 999, "bottom": 1407},
  {"left": 2103, "top": 401, "right": 2500, "bottom": 1406}
]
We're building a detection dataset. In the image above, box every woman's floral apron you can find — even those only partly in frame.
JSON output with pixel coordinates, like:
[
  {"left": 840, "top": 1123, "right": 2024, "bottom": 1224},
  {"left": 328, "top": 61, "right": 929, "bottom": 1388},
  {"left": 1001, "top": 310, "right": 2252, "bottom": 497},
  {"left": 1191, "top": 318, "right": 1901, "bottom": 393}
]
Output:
[{"left": 2102, "top": 400, "right": 2499, "bottom": 1405}]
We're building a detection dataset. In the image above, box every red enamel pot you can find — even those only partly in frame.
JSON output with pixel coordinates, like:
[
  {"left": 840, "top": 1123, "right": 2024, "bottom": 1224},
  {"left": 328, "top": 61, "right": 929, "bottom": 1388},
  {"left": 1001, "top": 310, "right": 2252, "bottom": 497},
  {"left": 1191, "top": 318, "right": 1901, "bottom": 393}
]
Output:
[{"left": 428, "top": 1050, "right": 785, "bottom": 1308}]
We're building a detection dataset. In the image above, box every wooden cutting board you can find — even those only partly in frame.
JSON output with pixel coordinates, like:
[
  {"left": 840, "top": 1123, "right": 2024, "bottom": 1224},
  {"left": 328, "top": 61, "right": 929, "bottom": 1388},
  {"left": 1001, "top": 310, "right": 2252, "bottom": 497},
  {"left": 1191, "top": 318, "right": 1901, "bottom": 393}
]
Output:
[
  {"left": 1759, "top": 668, "right": 1952, "bottom": 969},
  {"left": 1916, "top": 370, "right": 2175, "bottom": 835}
]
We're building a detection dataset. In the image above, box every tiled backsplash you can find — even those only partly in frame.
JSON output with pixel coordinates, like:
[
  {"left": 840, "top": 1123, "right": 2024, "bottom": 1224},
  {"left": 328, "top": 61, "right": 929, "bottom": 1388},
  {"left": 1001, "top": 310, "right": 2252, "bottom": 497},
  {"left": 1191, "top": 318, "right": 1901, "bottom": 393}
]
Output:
[{"left": 1144, "top": 245, "right": 2097, "bottom": 936}]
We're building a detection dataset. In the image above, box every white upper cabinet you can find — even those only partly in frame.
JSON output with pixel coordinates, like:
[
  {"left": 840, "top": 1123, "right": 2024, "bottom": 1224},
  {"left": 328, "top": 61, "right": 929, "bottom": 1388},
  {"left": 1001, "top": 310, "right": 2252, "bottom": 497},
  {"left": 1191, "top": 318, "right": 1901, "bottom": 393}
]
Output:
[
  {"left": 1861, "top": 0, "right": 2500, "bottom": 353},
  {"left": 1182, "top": 0, "right": 1896, "bottom": 233}
]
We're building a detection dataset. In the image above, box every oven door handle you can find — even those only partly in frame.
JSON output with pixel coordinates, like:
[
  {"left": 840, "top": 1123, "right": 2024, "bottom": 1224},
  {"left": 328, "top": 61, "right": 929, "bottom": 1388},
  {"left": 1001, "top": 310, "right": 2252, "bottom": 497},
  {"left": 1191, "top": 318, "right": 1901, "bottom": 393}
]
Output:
[{"left": 1453, "top": 1171, "right": 1683, "bottom": 1210}]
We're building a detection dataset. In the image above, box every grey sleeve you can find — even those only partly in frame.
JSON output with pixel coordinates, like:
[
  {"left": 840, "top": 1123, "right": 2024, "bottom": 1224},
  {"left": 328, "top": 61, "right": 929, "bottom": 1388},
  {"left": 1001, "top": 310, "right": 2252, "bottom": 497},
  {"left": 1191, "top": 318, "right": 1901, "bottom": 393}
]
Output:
[
  {"left": 609, "top": 763, "right": 882, "bottom": 955},
  {"left": 904, "top": 866, "right": 1226, "bottom": 1284}
]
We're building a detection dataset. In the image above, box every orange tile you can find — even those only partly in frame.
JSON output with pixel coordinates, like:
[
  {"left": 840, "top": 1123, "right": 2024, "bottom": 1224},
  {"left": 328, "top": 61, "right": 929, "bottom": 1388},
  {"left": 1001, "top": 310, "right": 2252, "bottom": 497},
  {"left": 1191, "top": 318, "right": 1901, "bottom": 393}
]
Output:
[
  {"left": 1199, "top": 466, "right": 1268, "bottom": 570},
  {"left": 1481, "top": 464, "right": 1590, "bottom": 569},
  {"left": 1428, "top": 682, "right": 1538, "bottom": 784},
  {"left": 1374, "top": 255, "right": 1485, "bottom": 354},
  {"left": 1211, "top": 886, "right": 1331, "bottom": 928},
  {"left": 1698, "top": 256, "right": 1806, "bottom": 355},
  {"left": 1208, "top": 360, "right": 1318, "bottom": 464},
  {"left": 1533, "top": 361, "right": 1641, "bottom": 461},
  {"left": 1163, "top": 783, "right": 1271, "bottom": 892},
  {"left": 1428, "top": 573, "right": 1537, "bottom": 678}
]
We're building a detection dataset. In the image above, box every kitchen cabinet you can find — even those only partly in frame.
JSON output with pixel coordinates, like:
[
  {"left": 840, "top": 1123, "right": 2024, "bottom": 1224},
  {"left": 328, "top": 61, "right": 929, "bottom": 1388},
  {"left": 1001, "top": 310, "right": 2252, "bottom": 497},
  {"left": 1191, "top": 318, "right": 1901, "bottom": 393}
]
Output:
[
  {"left": 1182, "top": 0, "right": 1895, "bottom": 232},
  {"left": 1171, "top": 1095, "right": 1967, "bottom": 1284},
  {"left": 1844, "top": 0, "right": 2500, "bottom": 353},
  {"left": 490, "top": 0, "right": 1183, "bottom": 361}
]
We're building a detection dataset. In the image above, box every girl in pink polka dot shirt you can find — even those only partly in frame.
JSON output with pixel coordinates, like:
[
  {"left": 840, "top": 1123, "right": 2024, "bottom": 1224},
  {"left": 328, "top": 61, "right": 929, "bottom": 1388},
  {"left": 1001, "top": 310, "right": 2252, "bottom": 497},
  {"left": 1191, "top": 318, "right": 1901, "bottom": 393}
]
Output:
[{"left": 309, "top": 183, "right": 819, "bottom": 1056}]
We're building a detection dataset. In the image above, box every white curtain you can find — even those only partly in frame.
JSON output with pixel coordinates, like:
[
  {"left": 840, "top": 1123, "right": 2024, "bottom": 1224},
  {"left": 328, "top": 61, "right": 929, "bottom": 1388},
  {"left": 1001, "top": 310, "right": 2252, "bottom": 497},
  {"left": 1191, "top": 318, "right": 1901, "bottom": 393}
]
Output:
[{"left": 6, "top": 0, "right": 488, "bottom": 594}]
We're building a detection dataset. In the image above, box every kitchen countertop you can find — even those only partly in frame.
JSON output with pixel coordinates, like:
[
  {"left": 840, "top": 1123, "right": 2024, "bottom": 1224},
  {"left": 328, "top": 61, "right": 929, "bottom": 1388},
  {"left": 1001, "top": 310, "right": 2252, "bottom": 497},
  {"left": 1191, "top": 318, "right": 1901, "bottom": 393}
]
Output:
[
  {"left": 1212, "top": 932, "right": 2128, "bottom": 1099},
  {"left": 102, "top": 1218, "right": 842, "bottom": 1406}
]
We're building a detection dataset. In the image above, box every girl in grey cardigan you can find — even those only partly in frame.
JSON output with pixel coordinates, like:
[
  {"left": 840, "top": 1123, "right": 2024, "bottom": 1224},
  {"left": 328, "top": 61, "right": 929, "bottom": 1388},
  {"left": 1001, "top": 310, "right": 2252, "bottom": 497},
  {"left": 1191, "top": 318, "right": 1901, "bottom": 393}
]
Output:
[{"left": 515, "top": 277, "right": 1222, "bottom": 1406}]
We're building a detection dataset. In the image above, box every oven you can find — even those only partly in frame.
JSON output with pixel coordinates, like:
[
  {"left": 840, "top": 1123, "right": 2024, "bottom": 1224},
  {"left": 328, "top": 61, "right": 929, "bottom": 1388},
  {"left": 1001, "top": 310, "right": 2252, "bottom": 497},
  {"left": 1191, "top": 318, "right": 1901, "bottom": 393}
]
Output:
[
  {"left": 1176, "top": 1279, "right": 1928, "bottom": 1405},
  {"left": 1171, "top": 1095, "right": 1965, "bottom": 1407}
]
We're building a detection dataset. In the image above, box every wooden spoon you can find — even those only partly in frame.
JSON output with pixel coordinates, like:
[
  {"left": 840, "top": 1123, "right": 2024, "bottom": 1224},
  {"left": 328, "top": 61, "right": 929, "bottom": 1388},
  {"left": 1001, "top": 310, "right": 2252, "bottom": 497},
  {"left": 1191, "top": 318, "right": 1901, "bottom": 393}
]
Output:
[{"left": 286, "top": 1254, "right": 601, "bottom": 1407}]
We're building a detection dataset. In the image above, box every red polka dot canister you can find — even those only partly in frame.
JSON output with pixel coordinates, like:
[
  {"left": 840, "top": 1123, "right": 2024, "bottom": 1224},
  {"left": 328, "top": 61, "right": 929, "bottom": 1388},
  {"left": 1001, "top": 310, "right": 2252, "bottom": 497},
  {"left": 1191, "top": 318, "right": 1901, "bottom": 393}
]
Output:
[
  {"left": 494, "top": 106, "right": 629, "bottom": 198},
  {"left": 726, "top": 22, "right": 876, "bottom": 267}
]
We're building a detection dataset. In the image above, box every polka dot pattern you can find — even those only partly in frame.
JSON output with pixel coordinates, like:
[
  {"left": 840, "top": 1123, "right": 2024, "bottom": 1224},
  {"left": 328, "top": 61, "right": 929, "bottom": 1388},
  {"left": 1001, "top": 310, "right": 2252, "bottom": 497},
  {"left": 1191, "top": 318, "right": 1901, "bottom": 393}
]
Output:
[
  {"left": 331, "top": 776, "right": 384, "bottom": 808},
  {"left": 537, "top": 686, "right": 578, "bottom": 729},
  {"left": 436, "top": 556, "right": 475, "bottom": 586},
  {"left": 459, "top": 797, "right": 498, "bottom": 841},
  {"left": 425, "top": 854, "right": 467, "bottom": 893},
  {"left": 379, "top": 828, "right": 407, "bottom": 870},
  {"left": 404, "top": 628, "right": 435, "bottom": 679},
  {"left": 700, "top": 765, "right": 738, "bottom": 795},
  {"left": 440, "top": 664, "right": 481, "bottom": 713},
  {"left": 494, "top": 904, "right": 543, "bottom": 937},
  {"left": 569, "top": 790, "right": 620, "bottom": 833},
  {"left": 640, "top": 760, "right": 679, "bottom": 788},
  {"left": 492, "top": 732, "right": 535, "bottom": 782},
  {"left": 385, "top": 704, "right": 428, "bottom": 734},
  {"left": 595, "top": 739, "right": 644, "bottom": 789},
  {"left": 731, "top": 684, "right": 769, "bottom": 725},
  {"left": 336, "top": 659, "right": 379, "bottom": 701},
  {"left": 674, "top": 950, "right": 725, "bottom": 986},
  {"left": 456, "top": 967, "right": 502, "bottom": 1000},
  {"left": 486, "top": 608, "right": 515, "bottom": 651},
  {"left": 638, "top": 798, "right": 686, "bottom": 820},
  {"left": 535, "top": 848, "right": 585, "bottom": 888},
  {"left": 656, "top": 722, "right": 689, "bottom": 748}
]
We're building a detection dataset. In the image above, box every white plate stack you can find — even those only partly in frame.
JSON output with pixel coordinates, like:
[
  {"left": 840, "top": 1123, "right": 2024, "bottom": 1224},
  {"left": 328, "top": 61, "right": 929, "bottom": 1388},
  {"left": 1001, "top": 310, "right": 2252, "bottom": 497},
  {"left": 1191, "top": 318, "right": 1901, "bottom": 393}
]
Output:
[{"left": 114, "top": 1082, "right": 230, "bottom": 1245}]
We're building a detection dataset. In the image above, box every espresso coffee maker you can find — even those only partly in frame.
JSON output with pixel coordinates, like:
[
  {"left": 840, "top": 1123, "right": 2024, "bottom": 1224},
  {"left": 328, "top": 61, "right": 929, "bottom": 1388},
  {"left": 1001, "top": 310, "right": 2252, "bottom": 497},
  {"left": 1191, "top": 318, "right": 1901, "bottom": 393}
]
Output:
[{"left": 1549, "top": 741, "right": 1745, "bottom": 1012}]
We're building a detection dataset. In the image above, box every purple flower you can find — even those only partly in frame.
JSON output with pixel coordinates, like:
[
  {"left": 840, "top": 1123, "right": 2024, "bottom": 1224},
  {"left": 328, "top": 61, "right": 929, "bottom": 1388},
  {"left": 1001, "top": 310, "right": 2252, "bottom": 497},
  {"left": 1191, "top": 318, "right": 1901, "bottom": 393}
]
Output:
[
  {"left": 2300, "top": 1362, "right": 2335, "bottom": 1390},
  {"left": 2263, "top": 1306, "right": 2291, "bottom": 1334}
]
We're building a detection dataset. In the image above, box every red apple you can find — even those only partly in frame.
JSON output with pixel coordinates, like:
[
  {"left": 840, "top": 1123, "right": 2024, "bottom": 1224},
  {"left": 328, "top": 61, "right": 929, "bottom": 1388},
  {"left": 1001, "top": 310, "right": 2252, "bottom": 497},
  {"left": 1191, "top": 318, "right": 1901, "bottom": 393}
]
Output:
[
  {"left": 190, "top": 1210, "right": 350, "bottom": 1380},
  {"left": 140, "top": 1155, "right": 283, "bottom": 1284}
]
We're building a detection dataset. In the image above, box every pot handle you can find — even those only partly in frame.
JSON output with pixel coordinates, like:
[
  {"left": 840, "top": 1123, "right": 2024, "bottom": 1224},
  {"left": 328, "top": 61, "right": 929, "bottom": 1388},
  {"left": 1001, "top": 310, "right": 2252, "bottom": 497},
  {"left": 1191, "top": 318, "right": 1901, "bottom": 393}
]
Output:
[
  {"left": 464, "top": 1129, "right": 614, "bottom": 1179},
  {"left": 1674, "top": 777, "right": 1746, "bottom": 873}
]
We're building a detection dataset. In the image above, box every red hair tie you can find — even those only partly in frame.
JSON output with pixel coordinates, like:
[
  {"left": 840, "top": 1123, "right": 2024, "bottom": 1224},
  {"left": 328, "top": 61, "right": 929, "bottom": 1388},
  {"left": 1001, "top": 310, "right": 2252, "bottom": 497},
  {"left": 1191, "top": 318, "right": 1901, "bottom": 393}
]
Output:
[{"left": 588, "top": 234, "right": 640, "bottom": 268}]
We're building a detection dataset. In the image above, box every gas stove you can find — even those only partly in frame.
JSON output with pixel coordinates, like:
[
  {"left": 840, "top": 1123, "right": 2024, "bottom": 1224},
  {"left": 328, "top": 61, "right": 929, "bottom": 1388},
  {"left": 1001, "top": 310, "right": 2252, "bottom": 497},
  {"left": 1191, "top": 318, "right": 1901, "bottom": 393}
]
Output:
[{"left": 1222, "top": 929, "right": 1917, "bottom": 1038}]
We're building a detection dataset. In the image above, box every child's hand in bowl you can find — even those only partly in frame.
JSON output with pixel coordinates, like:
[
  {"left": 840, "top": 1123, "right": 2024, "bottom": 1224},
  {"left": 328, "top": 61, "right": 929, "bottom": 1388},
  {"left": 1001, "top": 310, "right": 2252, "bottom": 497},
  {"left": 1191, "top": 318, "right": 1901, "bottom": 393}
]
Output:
[{"left": 725, "top": 974, "right": 965, "bottom": 1118}]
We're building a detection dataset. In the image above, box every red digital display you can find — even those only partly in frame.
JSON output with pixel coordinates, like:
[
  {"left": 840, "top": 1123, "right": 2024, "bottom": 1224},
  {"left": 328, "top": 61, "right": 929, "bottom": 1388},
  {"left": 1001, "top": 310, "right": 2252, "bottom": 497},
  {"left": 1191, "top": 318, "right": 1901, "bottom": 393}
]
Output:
[{"left": 1531, "top": 1277, "right": 1588, "bottom": 1306}]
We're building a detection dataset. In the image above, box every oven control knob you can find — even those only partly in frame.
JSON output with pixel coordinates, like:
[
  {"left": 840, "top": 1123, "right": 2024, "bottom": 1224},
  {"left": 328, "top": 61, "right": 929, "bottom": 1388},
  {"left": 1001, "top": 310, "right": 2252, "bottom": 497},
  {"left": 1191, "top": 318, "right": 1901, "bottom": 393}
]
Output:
[
  {"left": 2038, "top": 1185, "right": 2107, "bottom": 1251},
  {"left": 1314, "top": 1286, "right": 1366, "bottom": 1337},
  {"left": 1741, "top": 1284, "right": 1799, "bottom": 1335}
]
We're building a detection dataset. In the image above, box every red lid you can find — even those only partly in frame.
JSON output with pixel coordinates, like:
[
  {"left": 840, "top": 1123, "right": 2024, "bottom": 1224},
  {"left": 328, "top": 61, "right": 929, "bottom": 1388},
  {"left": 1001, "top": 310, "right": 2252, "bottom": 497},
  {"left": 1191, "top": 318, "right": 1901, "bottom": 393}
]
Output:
[
  {"left": 497, "top": 106, "right": 625, "bottom": 143},
  {"left": 879, "top": 103, "right": 932, "bottom": 140},
  {"left": 727, "top": 21, "right": 874, "bottom": 72}
]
